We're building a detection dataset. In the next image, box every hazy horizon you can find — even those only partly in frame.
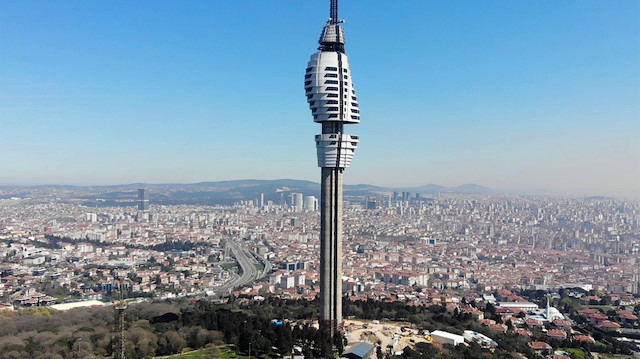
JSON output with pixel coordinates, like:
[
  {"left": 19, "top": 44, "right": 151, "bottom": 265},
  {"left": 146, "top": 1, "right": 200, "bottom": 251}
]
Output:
[
  {"left": 1, "top": 1, "right": 638, "bottom": 198},
  {"left": 0, "top": 178, "right": 636, "bottom": 200}
]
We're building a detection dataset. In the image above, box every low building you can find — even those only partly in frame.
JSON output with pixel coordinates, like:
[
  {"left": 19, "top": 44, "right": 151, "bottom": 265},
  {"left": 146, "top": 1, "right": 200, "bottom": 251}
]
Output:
[
  {"left": 497, "top": 301, "right": 538, "bottom": 311},
  {"left": 342, "top": 342, "right": 375, "bottom": 359},
  {"left": 430, "top": 330, "right": 465, "bottom": 346},
  {"left": 463, "top": 330, "right": 497, "bottom": 348},
  {"left": 529, "top": 341, "right": 552, "bottom": 352}
]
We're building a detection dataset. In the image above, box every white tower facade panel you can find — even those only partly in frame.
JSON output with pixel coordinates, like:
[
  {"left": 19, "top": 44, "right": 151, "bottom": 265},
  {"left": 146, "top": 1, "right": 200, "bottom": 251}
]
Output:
[
  {"left": 315, "top": 134, "right": 359, "bottom": 168},
  {"left": 305, "top": 52, "right": 360, "bottom": 124}
]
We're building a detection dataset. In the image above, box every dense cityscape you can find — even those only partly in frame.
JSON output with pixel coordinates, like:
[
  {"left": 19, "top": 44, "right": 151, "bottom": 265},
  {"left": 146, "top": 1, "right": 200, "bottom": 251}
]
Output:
[
  {"left": 0, "top": 185, "right": 638, "bottom": 358},
  {"left": 1, "top": 0, "right": 638, "bottom": 357}
]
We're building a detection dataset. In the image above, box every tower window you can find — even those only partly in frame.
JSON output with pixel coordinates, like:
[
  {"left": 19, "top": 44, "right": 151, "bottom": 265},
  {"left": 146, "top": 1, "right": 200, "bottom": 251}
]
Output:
[
  {"left": 305, "top": 74, "right": 312, "bottom": 79},
  {"left": 305, "top": 87, "right": 312, "bottom": 92},
  {"left": 327, "top": 93, "right": 338, "bottom": 97},
  {"left": 351, "top": 109, "right": 359, "bottom": 113},
  {"left": 351, "top": 115, "right": 359, "bottom": 120},
  {"left": 327, "top": 107, "right": 339, "bottom": 111},
  {"left": 327, "top": 100, "right": 338, "bottom": 104},
  {"left": 325, "top": 80, "right": 339, "bottom": 84},
  {"left": 351, "top": 103, "right": 358, "bottom": 107},
  {"left": 325, "top": 73, "right": 338, "bottom": 78},
  {"left": 325, "top": 67, "right": 338, "bottom": 71},
  {"left": 326, "top": 87, "right": 338, "bottom": 91},
  {"left": 306, "top": 67, "right": 313, "bottom": 72},
  {"left": 305, "top": 81, "right": 312, "bottom": 85},
  {"left": 328, "top": 114, "right": 338, "bottom": 118}
]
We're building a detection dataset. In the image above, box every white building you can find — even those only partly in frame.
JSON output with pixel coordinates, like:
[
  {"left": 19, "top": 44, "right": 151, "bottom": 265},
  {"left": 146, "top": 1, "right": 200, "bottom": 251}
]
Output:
[
  {"left": 304, "top": 196, "right": 318, "bottom": 211},
  {"left": 430, "top": 331, "right": 465, "bottom": 346},
  {"left": 291, "top": 193, "right": 304, "bottom": 212}
]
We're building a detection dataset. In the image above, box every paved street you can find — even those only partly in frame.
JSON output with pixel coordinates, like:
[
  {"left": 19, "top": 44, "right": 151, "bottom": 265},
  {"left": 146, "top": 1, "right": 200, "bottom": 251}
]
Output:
[{"left": 218, "top": 239, "right": 264, "bottom": 293}]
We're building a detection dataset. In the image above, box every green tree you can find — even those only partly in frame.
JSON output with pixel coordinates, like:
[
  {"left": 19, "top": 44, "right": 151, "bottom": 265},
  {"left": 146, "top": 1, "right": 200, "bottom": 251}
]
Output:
[{"left": 156, "top": 331, "right": 185, "bottom": 356}]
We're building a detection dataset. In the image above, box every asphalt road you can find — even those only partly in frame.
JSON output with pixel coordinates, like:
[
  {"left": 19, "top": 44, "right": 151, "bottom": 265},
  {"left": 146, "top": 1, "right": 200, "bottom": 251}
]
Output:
[{"left": 218, "top": 240, "right": 264, "bottom": 293}]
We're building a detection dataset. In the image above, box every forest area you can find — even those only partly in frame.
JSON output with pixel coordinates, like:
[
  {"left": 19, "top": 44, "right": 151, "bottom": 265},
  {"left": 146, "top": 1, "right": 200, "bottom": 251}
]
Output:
[{"left": 0, "top": 295, "right": 634, "bottom": 359}]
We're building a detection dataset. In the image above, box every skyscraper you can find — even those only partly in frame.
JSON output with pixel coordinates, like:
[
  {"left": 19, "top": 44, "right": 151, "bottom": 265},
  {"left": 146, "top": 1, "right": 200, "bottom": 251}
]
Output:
[
  {"left": 292, "top": 192, "right": 304, "bottom": 212},
  {"left": 305, "top": 0, "right": 360, "bottom": 344},
  {"left": 304, "top": 195, "right": 319, "bottom": 211},
  {"left": 138, "top": 188, "right": 149, "bottom": 211}
]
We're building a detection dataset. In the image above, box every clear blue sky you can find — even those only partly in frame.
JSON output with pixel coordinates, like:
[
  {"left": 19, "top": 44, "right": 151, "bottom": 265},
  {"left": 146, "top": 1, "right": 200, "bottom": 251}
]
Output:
[{"left": 1, "top": 1, "right": 638, "bottom": 197}]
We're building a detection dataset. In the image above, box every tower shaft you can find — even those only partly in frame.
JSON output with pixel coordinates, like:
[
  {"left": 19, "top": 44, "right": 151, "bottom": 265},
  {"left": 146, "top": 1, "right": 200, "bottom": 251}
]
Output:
[{"left": 320, "top": 166, "right": 343, "bottom": 332}]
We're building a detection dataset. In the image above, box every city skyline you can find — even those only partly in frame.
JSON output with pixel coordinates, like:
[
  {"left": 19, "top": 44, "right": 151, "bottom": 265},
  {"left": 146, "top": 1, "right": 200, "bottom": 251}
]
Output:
[{"left": 1, "top": 1, "right": 638, "bottom": 198}]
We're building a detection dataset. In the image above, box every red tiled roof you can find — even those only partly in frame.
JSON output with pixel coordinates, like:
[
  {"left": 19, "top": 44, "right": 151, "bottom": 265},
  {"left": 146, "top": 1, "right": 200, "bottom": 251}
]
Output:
[
  {"left": 574, "top": 335, "right": 595, "bottom": 343},
  {"left": 529, "top": 341, "right": 551, "bottom": 350},
  {"left": 599, "top": 321, "right": 621, "bottom": 329}
]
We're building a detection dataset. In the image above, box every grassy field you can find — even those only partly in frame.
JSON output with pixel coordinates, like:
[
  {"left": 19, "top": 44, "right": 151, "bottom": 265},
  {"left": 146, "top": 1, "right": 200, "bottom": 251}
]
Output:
[
  {"left": 581, "top": 305, "right": 614, "bottom": 312},
  {"left": 559, "top": 348, "right": 586, "bottom": 359},
  {"left": 156, "top": 347, "right": 220, "bottom": 359},
  {"left": 219, "top": 348, "right": 250, "bottom": 359},
  {"left": 221, "top": 263, "right": 239, "bottom": 271}
]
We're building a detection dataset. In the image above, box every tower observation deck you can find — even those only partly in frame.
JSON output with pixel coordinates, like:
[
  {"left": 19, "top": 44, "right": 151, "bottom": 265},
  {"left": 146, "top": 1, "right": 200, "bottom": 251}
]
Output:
[{"left": 304, "top": 0, "right": 360, "bottom": 350}]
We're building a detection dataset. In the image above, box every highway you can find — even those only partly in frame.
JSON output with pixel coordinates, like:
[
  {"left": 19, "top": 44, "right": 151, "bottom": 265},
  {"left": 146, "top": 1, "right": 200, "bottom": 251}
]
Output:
[{"left": 217, "top": 239, "right": 268, "bottom": 293}]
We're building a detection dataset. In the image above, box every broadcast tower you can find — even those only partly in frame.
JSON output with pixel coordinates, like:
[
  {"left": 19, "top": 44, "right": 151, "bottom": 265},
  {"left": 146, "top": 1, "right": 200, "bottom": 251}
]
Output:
[{"left": 304, "top": 0, "right": 360, "bottom": 340}]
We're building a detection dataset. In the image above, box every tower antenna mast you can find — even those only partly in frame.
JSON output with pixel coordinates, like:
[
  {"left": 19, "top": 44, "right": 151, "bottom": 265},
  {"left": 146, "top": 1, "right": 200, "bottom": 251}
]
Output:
[{"left": 330, "top": 0, "right": 339, "bottom": 24}]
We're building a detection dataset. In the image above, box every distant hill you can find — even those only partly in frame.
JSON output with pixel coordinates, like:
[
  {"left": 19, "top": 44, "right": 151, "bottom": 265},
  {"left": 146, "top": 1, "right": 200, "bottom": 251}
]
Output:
[
  {"left": 449, "top": 184, "right": 494, "bottom": 194},
  {"left": 405, "top": 183, "right": 494, "bottom": 194},
  {"left": 1, "top": 179, "right": 495, "bottom": 206},
  {"left": 585, "top": 195, "right": 615, "bottom": 201}
]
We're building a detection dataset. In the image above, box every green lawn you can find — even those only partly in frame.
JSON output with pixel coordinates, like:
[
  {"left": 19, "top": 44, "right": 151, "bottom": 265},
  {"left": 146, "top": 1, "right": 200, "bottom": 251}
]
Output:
[
  {"left": 221, "top": 263, "right": 239, "bottom": 271},
  {"left": 559, "top": 348, "right": 586, "bottom": 359},
  {"left": 220, "top": 347, "right": 250, "bottom": 359},
  {"left": 156, "top": 346, "right": 265, "bottom": 359},
  {"left": 156, "top": 348, "right": 220, "bottom": 359}
]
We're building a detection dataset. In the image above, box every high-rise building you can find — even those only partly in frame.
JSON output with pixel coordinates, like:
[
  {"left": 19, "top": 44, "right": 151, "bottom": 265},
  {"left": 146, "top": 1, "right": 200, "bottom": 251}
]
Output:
[
  {"left": 292, "top": 192, "right": 304, "bottom": 212},
  {"left": 305, "top": 0, "right": 360, "bottom": 341},
  {"left": 137, "top": 188, "right": 149, "bottom": 211},
  {"left": 304, "top": 195, "right": 318, "bottom": 211}
]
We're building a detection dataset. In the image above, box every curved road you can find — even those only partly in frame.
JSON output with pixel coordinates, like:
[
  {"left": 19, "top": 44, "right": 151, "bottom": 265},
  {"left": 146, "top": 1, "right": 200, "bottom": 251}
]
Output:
[{"left": 218, "top": 240, "right": 267, "bottom": 293}]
